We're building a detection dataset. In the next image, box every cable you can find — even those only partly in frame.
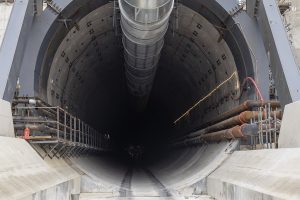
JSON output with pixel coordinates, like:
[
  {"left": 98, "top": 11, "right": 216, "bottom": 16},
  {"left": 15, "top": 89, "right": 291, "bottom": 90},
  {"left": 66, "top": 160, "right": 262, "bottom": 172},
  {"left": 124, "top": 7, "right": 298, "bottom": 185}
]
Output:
[
  {"left": 245, "top": 77, "right": 264, "bottom": 101},
  {"left": 173, "top": 71, "right": 238, "bottom": 124},
  {"left": 233, "top": 76, "right": 264, "bottom": 101}
]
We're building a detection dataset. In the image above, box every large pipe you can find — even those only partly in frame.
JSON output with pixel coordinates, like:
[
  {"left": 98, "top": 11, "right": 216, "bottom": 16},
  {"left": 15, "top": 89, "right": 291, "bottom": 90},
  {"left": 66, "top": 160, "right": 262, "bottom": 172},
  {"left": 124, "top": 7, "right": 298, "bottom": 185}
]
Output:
[
  {"left": 185, "top": 110, "right": 282, "bottom": 139},
  {"left": 174, "top": 124, "right": 258, "bottom": 146},
  {"left": 12, "top": 97, "right": 50, "bottom": 107},
  {"left": 119, "top": 0, "right": 174, "bottom": 110},
  {"left": 184, "top": 100, "right": 281, "bottom": 134}
]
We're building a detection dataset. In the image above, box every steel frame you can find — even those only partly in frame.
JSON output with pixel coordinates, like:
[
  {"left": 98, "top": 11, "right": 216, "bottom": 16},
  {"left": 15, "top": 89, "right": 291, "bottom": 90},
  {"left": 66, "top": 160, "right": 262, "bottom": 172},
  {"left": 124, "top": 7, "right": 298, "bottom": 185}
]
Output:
[
  {"left": 12, "top": 97, "right": 110, "bottom": 159},
  {"left": 247, "top": 0, "right": 300, "bottom": 107}
]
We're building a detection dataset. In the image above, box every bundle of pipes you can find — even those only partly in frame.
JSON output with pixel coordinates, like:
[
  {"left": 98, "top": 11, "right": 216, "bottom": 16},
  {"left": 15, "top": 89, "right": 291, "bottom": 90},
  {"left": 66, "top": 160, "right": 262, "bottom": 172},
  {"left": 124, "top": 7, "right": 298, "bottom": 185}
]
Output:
[
  {"left": 173, "top": 100, "right": 282, "bottom": 146},
  {"left": 12, "top": 97, "right": 65, "bottom": 125},
  {"left": 13, "top": 98, "right": 87, "bottom": 136},
  {"left": 12, "top": 97, "right": 44, "bottom": 106},
  {"left": 119, "top": 0, "right": 174, "bottom": 110},
  {"left": 13, "top": 124, "right": 54, "bottom": 132},
  {"left": 182, "top": 100, "right": 281, "bottom": 135},
  {"left": 173, "top": 124, "right": 259, "bottom": 147},
  {"left": 186, "top": 110, "right": 282, "bottom": 139}
]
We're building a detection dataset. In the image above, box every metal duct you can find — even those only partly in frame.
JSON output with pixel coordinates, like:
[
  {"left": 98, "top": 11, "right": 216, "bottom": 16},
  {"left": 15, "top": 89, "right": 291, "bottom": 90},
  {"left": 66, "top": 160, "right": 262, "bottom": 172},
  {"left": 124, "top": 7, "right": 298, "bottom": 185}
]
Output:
[{"left": 119, "top": 0, "right": 174, "bottom": 110}]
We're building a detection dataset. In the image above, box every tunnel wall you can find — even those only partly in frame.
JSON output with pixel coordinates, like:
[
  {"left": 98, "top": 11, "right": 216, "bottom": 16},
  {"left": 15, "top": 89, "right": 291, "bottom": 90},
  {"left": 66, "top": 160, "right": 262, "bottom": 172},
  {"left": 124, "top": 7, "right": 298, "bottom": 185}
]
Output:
[
  {"left": 14, "top": 0, "right": 271, "bottom": 139},
  {"left": 17, "top": 0, "right": 269, "bottom": 105},
  {"left": 149, "top": 141, "right": 239, "bottom": 190}
]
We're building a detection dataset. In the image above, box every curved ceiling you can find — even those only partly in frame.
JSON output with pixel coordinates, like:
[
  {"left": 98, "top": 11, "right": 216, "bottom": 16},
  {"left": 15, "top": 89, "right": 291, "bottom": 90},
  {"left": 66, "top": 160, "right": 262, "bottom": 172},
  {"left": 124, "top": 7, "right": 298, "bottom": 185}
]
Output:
[
  {"left": 47, "top": 4, "right": 129, "bottom": 133},
  {"left": 153, "top": 5, "right": 239, "bottom": 124},
  {"left": 40, "top": 1, "right": 246, "bottom": 146}
]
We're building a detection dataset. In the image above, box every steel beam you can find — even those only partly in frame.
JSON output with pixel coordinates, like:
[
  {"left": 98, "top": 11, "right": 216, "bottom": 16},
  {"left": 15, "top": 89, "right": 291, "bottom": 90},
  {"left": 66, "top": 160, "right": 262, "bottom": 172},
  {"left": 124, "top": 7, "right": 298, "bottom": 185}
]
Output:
[
  {"left": 217, "top": 0, "right": 270, "bottom": 101},
  {"left": 0, "top": 0, "right": 35, "bottom": 102},
  {"left": 254, "top": 0, "right": 300, "bottom": 106}
]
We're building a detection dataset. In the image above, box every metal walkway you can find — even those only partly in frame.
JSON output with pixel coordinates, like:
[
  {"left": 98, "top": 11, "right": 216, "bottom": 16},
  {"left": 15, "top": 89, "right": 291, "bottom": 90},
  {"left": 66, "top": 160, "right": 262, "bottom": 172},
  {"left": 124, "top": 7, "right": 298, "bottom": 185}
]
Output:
[{"left": 12, "top": 97, "right": 110, "bottom": 159}]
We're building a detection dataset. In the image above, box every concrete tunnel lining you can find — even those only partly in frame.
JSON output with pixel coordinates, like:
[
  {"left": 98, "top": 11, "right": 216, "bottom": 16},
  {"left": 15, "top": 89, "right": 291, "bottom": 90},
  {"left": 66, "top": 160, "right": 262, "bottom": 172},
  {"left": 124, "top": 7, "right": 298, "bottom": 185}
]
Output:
[
  {"left": 18, "top": 0, "right": 266, "bottom": 191},
  {"left": 44, "top": 2, "right": 241, "bottom": 139}
]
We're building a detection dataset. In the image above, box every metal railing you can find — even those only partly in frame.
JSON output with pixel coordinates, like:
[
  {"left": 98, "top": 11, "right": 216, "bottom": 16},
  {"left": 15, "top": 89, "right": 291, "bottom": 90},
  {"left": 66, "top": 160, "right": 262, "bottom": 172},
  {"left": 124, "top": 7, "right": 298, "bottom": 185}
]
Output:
[{"left": 12, "top": 97, "right": 110, "bottom": 159}]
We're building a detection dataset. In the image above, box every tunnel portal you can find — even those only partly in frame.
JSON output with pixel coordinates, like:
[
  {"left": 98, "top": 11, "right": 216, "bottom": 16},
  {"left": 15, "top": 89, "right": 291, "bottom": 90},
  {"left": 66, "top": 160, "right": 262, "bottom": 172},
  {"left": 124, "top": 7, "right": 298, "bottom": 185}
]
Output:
[
  {"left": 19, "top": 0, "right": 261, "bottom": 186},
  {"left": 2, "top": 0, "right": 295, "bottom": 199}
]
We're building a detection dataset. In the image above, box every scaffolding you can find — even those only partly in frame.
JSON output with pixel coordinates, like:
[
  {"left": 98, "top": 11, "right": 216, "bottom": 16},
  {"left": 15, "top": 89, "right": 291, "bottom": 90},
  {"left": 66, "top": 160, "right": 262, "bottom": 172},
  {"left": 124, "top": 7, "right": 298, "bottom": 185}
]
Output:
[{"left": 12, "top": 97, "right": 110, "bottom": 159}]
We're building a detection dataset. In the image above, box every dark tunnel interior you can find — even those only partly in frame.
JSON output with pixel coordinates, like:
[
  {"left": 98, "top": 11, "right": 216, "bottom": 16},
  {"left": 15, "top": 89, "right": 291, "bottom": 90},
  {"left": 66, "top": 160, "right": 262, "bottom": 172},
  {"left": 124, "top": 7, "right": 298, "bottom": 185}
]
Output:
[{"left": 35, "top": 2, "right": 252, "bottom": 170}]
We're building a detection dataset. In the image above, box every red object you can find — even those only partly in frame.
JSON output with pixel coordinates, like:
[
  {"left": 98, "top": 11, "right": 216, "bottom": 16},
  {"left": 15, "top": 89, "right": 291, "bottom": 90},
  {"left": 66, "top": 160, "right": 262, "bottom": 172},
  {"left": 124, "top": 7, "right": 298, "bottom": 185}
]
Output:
[
  {"left": 23, "top": 127, "right": 30, "bottom": 140},
  {"left": 244, "top": 77, "right": 264, "bottom": 101},
  {"left": 233, "top": 77, "right": 264, "bottom": 101}
]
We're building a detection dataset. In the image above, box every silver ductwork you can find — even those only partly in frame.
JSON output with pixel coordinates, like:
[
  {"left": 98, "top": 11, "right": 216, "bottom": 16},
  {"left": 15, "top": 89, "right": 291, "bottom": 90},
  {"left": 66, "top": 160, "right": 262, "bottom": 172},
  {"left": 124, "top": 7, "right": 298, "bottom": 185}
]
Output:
[{"left": 119, "top": 0, "right": 174, "bottom": 110}]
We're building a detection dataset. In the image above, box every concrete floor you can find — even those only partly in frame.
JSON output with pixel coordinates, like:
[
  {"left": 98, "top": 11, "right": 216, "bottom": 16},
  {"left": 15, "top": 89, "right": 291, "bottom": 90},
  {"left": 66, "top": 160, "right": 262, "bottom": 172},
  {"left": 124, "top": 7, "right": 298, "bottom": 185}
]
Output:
[{"left": 79, "top": 195, "right": 214, "bottom": 200}]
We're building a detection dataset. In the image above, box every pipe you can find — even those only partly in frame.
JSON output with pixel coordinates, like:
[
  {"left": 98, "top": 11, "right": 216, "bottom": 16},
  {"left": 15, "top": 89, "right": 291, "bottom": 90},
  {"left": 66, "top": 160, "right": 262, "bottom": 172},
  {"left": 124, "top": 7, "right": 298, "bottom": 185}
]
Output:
[
  {"left": 13, "top": 116, "right": 47, "bottom": 121},
  {"left": 188, "top": 100, "right": 281, "bottom": 133},
  {"left": 200, "top": 125, "right": 250, "bottom": 143},
  {"left": 12, "top": 97, "right": 50, "bottom": 107},
  {"left": 208, "top": 126, "right": 244, "bottom": 140},
  {"left": 233, "top": 77, "right": 264, "bottom": 101},
  {"left": 174, "top": 124, "right": 257, "bottom": 146},
  {"left": 185, "top": 110, "right": 282, "bottom": 139},
  {"left": 12, "top": 98, "right": 41, "bottom": 105},
  {"left": 14, "top": 124, "right": 50, "bottom": 131},
  {"left": 119, "top": 0, "right": 174, "bottom": 110}
]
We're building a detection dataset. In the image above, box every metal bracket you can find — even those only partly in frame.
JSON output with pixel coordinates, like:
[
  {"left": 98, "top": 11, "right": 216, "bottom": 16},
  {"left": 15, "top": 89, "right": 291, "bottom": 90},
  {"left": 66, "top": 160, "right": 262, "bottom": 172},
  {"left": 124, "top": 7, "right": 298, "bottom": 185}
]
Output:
[{"left": 46, "top": 0, "right": 61, "bottom": 14}]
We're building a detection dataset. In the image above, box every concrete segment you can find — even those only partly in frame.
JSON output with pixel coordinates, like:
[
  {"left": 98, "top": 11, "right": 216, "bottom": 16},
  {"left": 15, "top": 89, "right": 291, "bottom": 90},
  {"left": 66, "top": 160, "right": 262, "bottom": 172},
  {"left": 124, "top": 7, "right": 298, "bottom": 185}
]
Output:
[
  {"left": 0, "top": 136, "right": 80, "bottom": 200},
  {"left": 207, "top": 149, "right": 300, "bottom": 200},
  {"left": 278, "top": 101, "right": 300, "bottom": 148},
  {"left": 0, "top": 99, "right": 14, "bottom": 137},
  {"left": 71, "top": 156, "right": 128, "bottom": 192},
  {"left": 150, "top": 141, "right": 239, "bottom": 191},
  {"left": 32, "top": 181, "right": 75, "bottom": 200}
]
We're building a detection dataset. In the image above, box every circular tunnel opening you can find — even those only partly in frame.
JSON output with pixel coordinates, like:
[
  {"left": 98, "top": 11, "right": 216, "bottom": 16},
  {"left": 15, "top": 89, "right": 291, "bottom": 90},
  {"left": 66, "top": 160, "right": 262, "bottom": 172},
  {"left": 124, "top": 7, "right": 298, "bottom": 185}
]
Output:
[{"left": 35, "top": 0, "right": 257, "bottom": 190}]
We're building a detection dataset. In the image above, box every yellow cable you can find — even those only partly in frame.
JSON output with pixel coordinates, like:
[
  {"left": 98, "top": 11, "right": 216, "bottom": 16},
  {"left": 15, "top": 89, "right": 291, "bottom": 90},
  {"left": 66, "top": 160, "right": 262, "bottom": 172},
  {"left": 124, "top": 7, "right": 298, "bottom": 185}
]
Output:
[{"left": 173, "top": 71, "right": 238, "bottom": 124}]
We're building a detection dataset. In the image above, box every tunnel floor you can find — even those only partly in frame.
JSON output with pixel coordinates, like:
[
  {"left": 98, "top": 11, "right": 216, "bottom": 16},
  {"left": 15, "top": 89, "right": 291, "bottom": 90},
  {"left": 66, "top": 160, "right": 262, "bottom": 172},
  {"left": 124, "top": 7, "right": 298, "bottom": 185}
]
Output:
[
  {"left": 68, "top": 141, "right": 236, "bottom": 199},
  {"left": 79, "top": 164, "right": 215, "bottom": 200},
  {"left": 73, "top": 157, "right": 216, "bottom": 199}
]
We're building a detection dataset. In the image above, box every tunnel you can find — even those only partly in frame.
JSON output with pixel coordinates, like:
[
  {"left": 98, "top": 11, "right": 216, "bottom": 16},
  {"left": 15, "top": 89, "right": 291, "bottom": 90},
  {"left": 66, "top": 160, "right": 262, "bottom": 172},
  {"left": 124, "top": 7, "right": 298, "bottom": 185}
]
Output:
[{"left": 21, "top": 0, "right": 262, "bottom": 194}]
